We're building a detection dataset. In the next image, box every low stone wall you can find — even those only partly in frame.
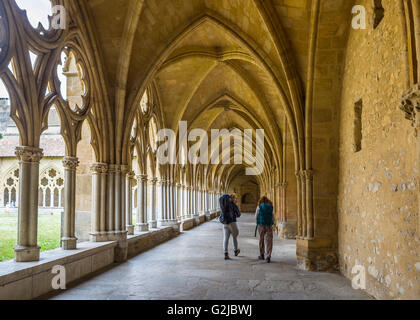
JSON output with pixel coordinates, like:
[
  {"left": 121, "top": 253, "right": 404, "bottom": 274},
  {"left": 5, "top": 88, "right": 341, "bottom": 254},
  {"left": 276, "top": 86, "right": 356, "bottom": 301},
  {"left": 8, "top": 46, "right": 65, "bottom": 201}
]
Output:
[
  {"left": 198, "top": 214, "right": 206, "bottom": 224},
  {"left": 127, "top": 227, "right": 177, "bottom": 259},
  {"left": 0, "top": 213, "right": 220, "bottom": 300},
  {"left": 181, "top": 218, "right": 195, "bottom": 231},
  {"left": 0, "top": 241, "right": 116, "bottom": 300}
]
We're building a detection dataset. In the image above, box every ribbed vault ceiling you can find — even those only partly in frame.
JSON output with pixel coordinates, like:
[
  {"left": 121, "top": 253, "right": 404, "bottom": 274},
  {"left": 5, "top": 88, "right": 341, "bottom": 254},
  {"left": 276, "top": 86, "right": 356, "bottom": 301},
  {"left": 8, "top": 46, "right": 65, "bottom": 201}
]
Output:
[{"left": 84, "top": 0, "right": 313, "bottom": 190}]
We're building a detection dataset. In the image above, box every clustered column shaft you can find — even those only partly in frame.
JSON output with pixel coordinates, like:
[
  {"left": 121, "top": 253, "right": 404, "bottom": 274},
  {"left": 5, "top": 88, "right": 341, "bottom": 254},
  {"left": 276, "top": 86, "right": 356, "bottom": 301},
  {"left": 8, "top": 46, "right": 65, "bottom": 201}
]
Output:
[
  {"left": 136, "top": 174, "right": 148, "bottom": 232},
  {"left": 149, "top": 178, "right": 158, "bottom": 228},
  {"left": 126, "top": 171, "right": 135, "bottom": 235},
  {"left": 62, "top": 156, "right": 79, "bottom": 250},
  {"left": 14, "top": 147, "right": 43, "bottom": 262}
]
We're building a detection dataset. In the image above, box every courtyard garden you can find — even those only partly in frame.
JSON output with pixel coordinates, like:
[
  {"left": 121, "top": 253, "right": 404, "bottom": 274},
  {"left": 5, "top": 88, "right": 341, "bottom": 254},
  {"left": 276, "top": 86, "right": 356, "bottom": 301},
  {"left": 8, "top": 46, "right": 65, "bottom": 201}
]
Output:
[{"left": 0, "top": 214, "right": 61, "bottom": 262}]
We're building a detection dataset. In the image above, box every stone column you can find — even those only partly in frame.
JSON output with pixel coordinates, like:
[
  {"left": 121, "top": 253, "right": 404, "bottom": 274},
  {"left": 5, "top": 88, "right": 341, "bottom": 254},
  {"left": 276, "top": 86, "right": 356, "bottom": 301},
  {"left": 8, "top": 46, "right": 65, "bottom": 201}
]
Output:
[
  {"left": 209, "top": 192, "right": 212, "bottom": 211},
  {"left": 176, "top": 183, "right": 182, "bottom": 220},
  {"left": 198, "top": 190, "right": 204, "bottom": 214},
  {"left": 158, "top": 179, "right": 165, "bottom": 224},
  {"left": 214, "top": 192, "right": 217, "bottom": 210},
  {"left": 167, "top": 180, "right": 174, "bottom": 222},
  {"left": 182, "top": 185, "right": 187, "bottom": 219},
  {"left": 136, "top": 174, "right": 148, "bottom": 231},
  {"left": 303, "top": 170, "right": 314, "bottom": 240},
  {"left": 187, "top": 186, "right": 191, "bottom": 217},
  {"left": 90, "top": 163, "right": 108, "bottom": 241},
  {"left": 113, "top": 165, "right": 122, "bottom": 232},
  {"left": 165, "top": 180, "right": 170, "bottom": 221},
  {"left": 120, "top": 165, "right": 130, "bottom": 233},
  {"left": 168, "top": 181, "right": 177, "bottom": 223},
  {"left": 62, "top": 156, "right": 79, "bottom": 250},
  {"left": 195, "top": 188, "right": 199, "bottom": 215},
  {"left": 295, "top": 171, "right": 304, "bottom": 239},
  {"left": 126, "top": 171, "right": 135, "bottom": 235},
  {"left": 278, "top": 182, "right": 296, "bottom": 239},
  {"left": 172, "top": 181, "right": 177, "bottom": 220},
  {"left": 14, "top": 147, "right": 43, "bottom": 262},
  {"left": 107, "top": 165, "right": 116, "bottom": 232},
  {"left": 149, "top": 178, "right": 158, "bottom": 228}
]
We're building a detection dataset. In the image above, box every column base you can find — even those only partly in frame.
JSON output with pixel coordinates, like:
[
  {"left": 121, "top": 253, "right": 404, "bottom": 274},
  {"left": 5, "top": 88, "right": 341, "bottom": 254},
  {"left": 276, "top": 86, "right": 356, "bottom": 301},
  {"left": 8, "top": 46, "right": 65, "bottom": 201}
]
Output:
[
  {"left": 205, "top": 212, "right": 211, "bottom": 221},
  {"left": 136, "top": 223, "right": 149, "bottom": 232},
  {"left": 90, "top": 231, "right": 128, "bottom": 242},
  {"left": 278, "top": 222, "right": 296, "bottom": 239},
  {"left": 14, "top": 245, "right": 40, "bottom": 262},
  {"left": 148, "top": 220, "right": 158, "bottom": 229},
  {"left": 61, "top": 237, "right": 78, "bottom": 250},
  {"left": 171, "top": 222, "right": 181, "bottom": 233},
  {"left": 159, "top": 220, "right": 178, "bottom": 227},
  {"left": 126, "top": 225, "right": 135, "bottom": 235},
  {"left": 193, "top": 214, "right": 200, "bottom": 226},
  {"left": 296, "top": 238, "right": 338, "bottom": 272},
  {"left": 90, "top": 231, "right": 128, "bottom": 263}
]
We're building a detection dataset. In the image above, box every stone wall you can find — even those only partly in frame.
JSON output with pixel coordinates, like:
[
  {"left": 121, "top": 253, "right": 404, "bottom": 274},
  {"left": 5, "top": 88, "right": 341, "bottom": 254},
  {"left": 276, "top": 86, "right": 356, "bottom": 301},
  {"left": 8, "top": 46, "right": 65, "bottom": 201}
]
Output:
[{"left": 338, "top": 0, "right": 419, "bottom": 299}]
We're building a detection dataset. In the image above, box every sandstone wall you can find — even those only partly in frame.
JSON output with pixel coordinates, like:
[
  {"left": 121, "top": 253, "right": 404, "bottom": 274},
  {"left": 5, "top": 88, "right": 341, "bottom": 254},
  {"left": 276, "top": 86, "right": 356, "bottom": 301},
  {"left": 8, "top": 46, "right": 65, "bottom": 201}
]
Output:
[{"left": 338, "top": 0, "right": 419, "bottom": 299}]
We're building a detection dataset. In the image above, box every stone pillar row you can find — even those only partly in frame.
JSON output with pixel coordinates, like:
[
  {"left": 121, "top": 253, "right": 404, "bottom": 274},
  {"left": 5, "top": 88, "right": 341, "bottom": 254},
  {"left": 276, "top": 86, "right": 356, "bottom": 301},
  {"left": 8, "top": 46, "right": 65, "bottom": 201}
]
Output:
[{"left": 12, "top": 146, "right": 219, "bottom": 263}]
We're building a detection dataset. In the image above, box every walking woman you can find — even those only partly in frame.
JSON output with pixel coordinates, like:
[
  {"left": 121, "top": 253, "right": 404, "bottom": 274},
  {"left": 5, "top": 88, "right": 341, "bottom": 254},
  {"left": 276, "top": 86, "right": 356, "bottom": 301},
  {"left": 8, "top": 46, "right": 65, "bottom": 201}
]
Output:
[
  {"left": 255, "top": 196, "right": 274, "bottom": 263},
  {"left": 219, "top": 193, "right": 241, "bottom": 260}
]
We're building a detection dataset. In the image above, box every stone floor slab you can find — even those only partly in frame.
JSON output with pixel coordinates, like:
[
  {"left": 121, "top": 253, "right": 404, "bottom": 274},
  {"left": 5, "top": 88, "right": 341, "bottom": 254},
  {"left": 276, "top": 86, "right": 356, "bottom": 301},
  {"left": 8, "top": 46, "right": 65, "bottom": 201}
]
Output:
[{"left": 50, "top": 214, "right": 371, "bottom": 300}]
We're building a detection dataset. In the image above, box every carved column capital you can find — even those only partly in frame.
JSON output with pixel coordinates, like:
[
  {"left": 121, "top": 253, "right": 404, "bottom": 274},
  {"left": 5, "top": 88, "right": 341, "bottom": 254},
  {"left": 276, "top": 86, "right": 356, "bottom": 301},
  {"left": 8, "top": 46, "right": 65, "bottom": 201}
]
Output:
[
  {"left": 15, "top": 146, "right": 43, "bottom": 163},
  {"left": 120, "top": 165, "right": 130, "bottom": 175},
  {"left": 150, "top": 177, "right": 158, "bottom": 185},
  {"left": 127, "top": 171, "right": 135, "bottom": 180},
  {"left": 302, "top": 170, "right": 314, "bottom": 181},
  {"left": 136, "top": 174, "right": 148, "bottom": 183},
  {"left": 62, "top": 156, "right": 79, "bottom": 171},
  {"left": 401, "top": 84, "right": 420, "bottom": 127},
  {"left": 278, "top": 182, "right": 288, "bottom": 188},
  {"left": 90, "top": 163, "right": 108, "bottom": 174},
  {"left": 109, "top": 164, "right": 121, "bottom": 174}
]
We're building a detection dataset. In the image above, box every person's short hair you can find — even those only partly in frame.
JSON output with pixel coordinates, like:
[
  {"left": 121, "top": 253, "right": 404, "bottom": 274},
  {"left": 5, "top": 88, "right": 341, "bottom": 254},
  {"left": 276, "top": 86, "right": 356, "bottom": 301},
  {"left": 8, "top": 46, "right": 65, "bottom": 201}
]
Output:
[{"left": 230, "top": 193, "right": 238, "bottom": 200}]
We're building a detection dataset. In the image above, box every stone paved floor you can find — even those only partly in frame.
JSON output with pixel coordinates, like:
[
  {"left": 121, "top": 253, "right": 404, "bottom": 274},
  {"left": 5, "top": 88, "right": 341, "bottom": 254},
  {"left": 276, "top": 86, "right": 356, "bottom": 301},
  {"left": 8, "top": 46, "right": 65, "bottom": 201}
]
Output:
[{"left": 50, "top": 214, "right": 371, "bottom": 300}]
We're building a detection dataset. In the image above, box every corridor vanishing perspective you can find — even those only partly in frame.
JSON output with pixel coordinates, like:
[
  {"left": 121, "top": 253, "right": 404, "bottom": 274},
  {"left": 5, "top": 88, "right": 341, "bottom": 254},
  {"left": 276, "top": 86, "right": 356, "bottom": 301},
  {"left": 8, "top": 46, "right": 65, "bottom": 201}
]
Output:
[
  {"left": 49, "top": 214, "right": 370, "bottom": 300},
  {"left": 0, "top": 0, "right": 419, "bottom": 301}
]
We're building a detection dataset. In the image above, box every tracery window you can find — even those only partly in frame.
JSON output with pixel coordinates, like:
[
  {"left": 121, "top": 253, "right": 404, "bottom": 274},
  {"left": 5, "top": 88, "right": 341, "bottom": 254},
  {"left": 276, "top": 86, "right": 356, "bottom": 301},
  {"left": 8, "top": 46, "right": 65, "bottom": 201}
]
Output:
[
  {"left": 140, "top": 90, "right": 149, "bottom": 114},
  {"left": 149, "top": 117, "right": 158, "bottom": 152},
  {"left": 14, "top": 0, "right": 52, "bottom": 29},
  {"left": 38, "top": 167, "right": 64, "bottom": 208},
  {"left": 2, "top": 168, "right": 19, "bottom": 207}
]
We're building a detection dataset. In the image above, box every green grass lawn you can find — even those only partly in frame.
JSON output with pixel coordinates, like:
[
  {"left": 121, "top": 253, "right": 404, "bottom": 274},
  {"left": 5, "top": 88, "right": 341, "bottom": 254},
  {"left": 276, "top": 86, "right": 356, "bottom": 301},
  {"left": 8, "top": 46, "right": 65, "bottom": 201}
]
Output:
[{"left": 0, "top": 214, "right": 61, "bottom": 262}]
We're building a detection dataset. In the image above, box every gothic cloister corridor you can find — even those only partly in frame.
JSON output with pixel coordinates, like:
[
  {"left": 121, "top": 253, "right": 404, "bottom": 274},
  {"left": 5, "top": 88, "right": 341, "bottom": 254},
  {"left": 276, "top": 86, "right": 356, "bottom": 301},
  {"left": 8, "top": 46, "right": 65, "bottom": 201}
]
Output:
[
  {"left": 48, "top": 213, "right": 370, "bottom": 300},
  {"left": 1, "top": 0, "right": 420, "bottom": 303}
]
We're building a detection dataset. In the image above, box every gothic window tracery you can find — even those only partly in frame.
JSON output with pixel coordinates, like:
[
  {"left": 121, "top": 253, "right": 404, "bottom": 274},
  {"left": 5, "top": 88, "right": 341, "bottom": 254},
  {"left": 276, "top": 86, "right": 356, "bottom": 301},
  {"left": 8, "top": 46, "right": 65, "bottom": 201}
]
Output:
[
  {"left": 149, "top": 117, "right": 158, "bottom": 152},
  {"left": 2, "top": 167, "right": 19, "bottom": 207},
  {"left": 140, "top": 90, "right": 149, "bottom": 114},
  {"left": 38, "top": 167, "right": 64, "bottom": 208},
  {"left": 14, "top": 0, "right": 52, "bottom": 30}
]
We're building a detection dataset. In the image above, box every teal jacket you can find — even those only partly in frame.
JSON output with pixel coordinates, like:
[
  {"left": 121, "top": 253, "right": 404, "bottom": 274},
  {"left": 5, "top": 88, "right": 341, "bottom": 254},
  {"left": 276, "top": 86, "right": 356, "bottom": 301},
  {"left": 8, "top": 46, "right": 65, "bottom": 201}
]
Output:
[{"left": 257, "top": 202, "right": 274, "bottom": 226}]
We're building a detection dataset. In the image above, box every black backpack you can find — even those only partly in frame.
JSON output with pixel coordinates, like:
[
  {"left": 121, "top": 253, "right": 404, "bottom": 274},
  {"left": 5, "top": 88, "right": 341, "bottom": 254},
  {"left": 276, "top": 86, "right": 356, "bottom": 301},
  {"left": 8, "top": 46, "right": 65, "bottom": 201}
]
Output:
[{"left": 219, "top": 196, "right": 233, "bottom": 224}]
